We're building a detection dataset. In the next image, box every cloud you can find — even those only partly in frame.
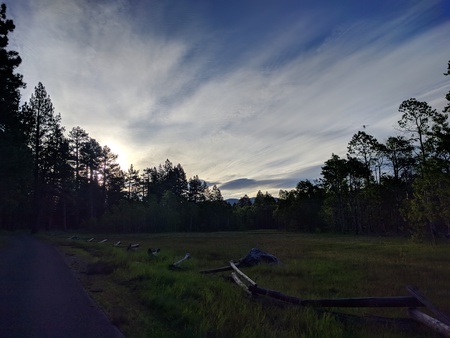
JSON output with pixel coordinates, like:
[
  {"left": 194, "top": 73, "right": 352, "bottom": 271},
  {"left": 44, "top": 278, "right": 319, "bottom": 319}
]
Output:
[{"left": 6, "top": 0, "right": 450, "bottom": 199}]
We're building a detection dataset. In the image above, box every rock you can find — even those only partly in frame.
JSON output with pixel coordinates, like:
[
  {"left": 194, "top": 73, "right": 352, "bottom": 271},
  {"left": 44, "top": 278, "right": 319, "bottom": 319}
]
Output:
[{"left": 238, "top": 248, "right": 280, "bottom": 267}]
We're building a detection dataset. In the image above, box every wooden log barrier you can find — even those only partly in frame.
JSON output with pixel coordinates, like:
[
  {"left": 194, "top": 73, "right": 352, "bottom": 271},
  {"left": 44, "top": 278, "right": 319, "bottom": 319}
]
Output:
[
  {"left": 229, "top": 261, "right": 256, "bottom": 286},
  {"left": 200, "top": 265, "right": 234, "bottom": 274},
  {"left": 231, "top": 272, "right": 252, "bottom": 296},
  {"left": 407, "top": 286, "right": 450, "bottom": 326},
  {"left": 408, "top": 308, "right": 450, "bottom": 338},
  {"left": 169, "top": 253, "right": 191, "bottom": 269},
  {"left": 248, "top": 285, "right": 423, "bottom": 308},
  {"left": 127, "top": 243, "right": 140, "bottom": 251}
]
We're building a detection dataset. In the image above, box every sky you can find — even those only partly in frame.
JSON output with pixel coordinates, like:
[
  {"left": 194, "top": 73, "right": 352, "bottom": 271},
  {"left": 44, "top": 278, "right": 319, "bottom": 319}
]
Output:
[{"left": 4, "top": 0, "right": 450, "bottom": 199}]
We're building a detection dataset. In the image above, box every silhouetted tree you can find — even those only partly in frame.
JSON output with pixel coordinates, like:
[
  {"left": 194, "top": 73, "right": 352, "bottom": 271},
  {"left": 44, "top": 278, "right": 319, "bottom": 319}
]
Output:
[
  {"left": 98, "top": 145, "right": 123, "bottom": 209},
  {"left": 125, "top": 164, "right": 141, "bottom": 201},
  {"left": 0, "top": 3, "right": 29, "bottom": 230},
  {"left": 188, "top": 175, "right": 207, "bottom": 202},
  {"left": 20, "top": 83, "right": 66, "bottom": 231}
]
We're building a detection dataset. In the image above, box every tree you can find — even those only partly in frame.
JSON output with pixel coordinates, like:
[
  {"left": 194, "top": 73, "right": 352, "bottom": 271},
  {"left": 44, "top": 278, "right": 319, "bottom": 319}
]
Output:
[
  {"left": 275, "top": 181, "right": 325, "bottom": 232},
  {"left": 0, "top": 3, "right": 25, "bottom": 133},
  {"left": 321, "top": 154, "right": 350, "bottom": 232},
  {"left": 0, "top": 3, "right": 29, "bottom": 230},
  {"left": 98, "top": 145, "right": 123, "bottom": 208},
  {"left": 125, "top": 164, "right": 141, "bottom": 201},
  {"left": 382, "top": 136, "right": 415, "bottom": 181},
  {"left": 347, "top": 131, "right": 379, "bottom": 185},
  {"left": 397, "top": 98, "right": 438, "bottom": 174},
  {"left": 253, "top": 191, "right": 276, "bottom": 229},
  {"left": 401, "top": 61, "right": 450, "bottom": 240},
  {"left": 20, "top": 83, "right": 66, "bottom": 231},
  {"left": 444, "top": 60, "right": 450, "bottom": 114},
  {"left": 188, "top": 175, "right": 207, "bottom": 203},
  {"left": 206, "top": 185, "right": 223, "bottom": 202},
  {"left": 68, "top": 126, "right": 89, "bottom": 189}
]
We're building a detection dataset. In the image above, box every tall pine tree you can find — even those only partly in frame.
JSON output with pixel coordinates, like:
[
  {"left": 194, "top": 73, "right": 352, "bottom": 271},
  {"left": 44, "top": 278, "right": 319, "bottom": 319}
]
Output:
[
  {"left": 0, "top": 3, "right": 29, "bottom": 230},
  {"left": 20, "top": 83, "right": 67, "bottom": 231}
]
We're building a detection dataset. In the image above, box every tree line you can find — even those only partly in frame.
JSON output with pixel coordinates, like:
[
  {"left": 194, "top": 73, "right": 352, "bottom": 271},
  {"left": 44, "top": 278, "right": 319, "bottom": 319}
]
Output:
[{"left": 1, "top": 4, "right": 449, "bottom": 238}]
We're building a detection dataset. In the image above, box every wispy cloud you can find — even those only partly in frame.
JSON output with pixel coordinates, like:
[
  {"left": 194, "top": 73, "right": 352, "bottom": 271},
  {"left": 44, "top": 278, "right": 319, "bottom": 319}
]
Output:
[{"left": 6, "top": 0, "right": 450, "bottom": 198}]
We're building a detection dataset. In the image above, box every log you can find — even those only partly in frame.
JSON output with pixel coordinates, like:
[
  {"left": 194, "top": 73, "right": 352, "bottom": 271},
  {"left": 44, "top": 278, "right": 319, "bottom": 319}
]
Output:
[
  {"left": 127, "top": 243, "right": 140, "bottom": 251},
  {"left": 169, "top": 253, "right": 191, "bottom": 269},
  {"left": 249, "top": 285, "right": 302, "bottom": 305},
  {"left": 229, "top": 261, "right": 256, "bottom": 286},
  {"left": 87, "top": 238, "right": 94, "bottom": 242},
  {"left": 248, "top": 285, "right": 424, "bottom": 308},
  {"left": 113, "top": 241, "right": 122, "bottom": 247},
  {"left": 231, "top": 272, "right": 252, "bottom": 296},
  {"left": 200, "top": 265, "right": 234, "bottom": 274},
  {"left": 409, "top": 308, "right": 450, "bottom": 337},
  {"left": 148, "top": 248, "right": 160, "bottom": 257},
  {"left": 407, "top": 286, "right": 450, "bottom": 326},
  {"left": 98, "top": 239, "right": 108, "bottom": 243}
]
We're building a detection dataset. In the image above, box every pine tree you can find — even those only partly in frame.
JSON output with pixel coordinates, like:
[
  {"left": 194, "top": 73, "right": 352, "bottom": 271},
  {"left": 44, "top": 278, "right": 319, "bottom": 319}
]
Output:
[
  {"left": 0, "top": 3, "right": 29, "bottom": 229},
  {"left": 20, "top": 82, "right": 66, "bottom": 231}
]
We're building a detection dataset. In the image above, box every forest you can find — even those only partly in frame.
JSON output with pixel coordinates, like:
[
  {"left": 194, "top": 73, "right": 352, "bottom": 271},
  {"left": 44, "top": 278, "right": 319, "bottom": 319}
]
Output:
[{"left": 1, "top": 4, "right": 449, "bottom": 239}]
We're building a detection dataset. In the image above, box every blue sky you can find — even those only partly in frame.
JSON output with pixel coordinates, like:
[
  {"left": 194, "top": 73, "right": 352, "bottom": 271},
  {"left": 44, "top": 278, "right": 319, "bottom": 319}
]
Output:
[{"left": 4, "top": 0, "right": 450, "bottom": 198}]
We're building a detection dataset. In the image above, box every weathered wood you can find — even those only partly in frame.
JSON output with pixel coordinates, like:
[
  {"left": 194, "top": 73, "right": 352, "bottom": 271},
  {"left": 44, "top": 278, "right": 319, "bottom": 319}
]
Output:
[
  {"left": 409, "top": 308, "right": 450, "bottom": 337},
  {"left": 148, "top": 248, "right": 160, "bottom": 257},
  {"left": 302, "top": 296, "right": 424, "bottom": 308},
  {"left": 127, "top": 243, "right": 140, "bottom": 251},
  {"left": 407, "top": 286, "right": 450, "bottom": 326},
  {"left": 249, "top": 285, "right": 424, "bottom": 308},
  {"left": 200, "top": 265, "right": 234, "bottom": 274},
  {"left": 113, "top": 241, "right": 121, "bottom": 247},
  {"left": 231, "top": 272, "right": 252, "bottom": 296},
  {"left": 87, "top": 238, "right": 94, "bottom": 242},
  {"left": 249, "top": 285, "right": 302, "bottom": 304},
  {"left": 229, "top": 261, "right": 256, "bottom": 286},
  {"left": 200, "top": 263, "right": 237, "bottom": 273},
  {"left": 169, "top": 253, "right": 191, "bottom": 269},
  {"left": 98, "top": 239, "right": 108, "bottom": 243}
]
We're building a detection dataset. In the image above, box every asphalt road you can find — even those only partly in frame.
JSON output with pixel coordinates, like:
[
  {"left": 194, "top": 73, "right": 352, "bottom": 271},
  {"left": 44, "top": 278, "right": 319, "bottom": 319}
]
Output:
[{"left": 0, "top": 235, "right": 124, "bottom": 338}]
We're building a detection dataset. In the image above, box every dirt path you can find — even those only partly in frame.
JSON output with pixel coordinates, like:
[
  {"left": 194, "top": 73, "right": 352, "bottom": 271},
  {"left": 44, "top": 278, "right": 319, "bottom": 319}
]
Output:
[{"left": 0, "top": 235, "right": 124, "bottom": 338}]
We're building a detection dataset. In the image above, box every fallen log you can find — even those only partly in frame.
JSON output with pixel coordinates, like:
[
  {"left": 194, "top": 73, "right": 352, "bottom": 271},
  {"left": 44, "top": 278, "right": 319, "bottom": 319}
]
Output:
[
  {"left": 200, "top": 265, "right": 235, "bottom": 274},
  {"left": 231, "top": 272, "right": 252, "bottom": 296},
  {"left": 98, "top": 239, "right": 108, "bottom": 244},
  {"left": 87, "top": 238, "right": 94, "bottom": 242},
  {"left": 248, "top": 285, "right": 424, "bottom": 308},
  {"left": 408, "top": 308, "right": 450, "bottom": 337},
  {"left": 169, "top": 253, "right": 190, "bottom": 269},
  {"left": 229, "top": 261, "right": 256, "bottom": 286},
  {"left": 407, "top": 286, "right": 450, "bottom": 326},
  {"left": 127, "top": 243, "right": 140, "bottom": 251},
  {"left": 148, "top": 248, "right": 160, "bottom": 257},
  {"left": 113, "top": 241, "right": 122, "bottom": 247}
]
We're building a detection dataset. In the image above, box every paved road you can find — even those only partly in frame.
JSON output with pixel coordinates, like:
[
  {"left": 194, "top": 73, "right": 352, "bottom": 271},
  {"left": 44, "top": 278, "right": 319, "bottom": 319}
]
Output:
[{"left": 0, "top": 235, "right": 124, "bottom": 338}]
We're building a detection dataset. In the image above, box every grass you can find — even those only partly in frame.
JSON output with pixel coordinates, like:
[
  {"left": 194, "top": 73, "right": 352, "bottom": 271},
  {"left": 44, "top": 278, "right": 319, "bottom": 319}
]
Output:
[{"left": 45, "top": 231, "right": 450, "bottom": 337}]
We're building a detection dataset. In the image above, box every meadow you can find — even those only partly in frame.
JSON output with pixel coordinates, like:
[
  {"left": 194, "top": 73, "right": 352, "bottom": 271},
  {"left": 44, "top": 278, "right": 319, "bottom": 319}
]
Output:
[{"left": 48, "top": 231, "right": 450, "bottom": 337}]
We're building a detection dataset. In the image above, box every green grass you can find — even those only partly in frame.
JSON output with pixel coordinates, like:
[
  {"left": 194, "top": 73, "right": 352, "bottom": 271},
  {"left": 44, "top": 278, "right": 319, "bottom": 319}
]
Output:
[{"left": 46, "top": 232, "right": 450, "bottom": 337}]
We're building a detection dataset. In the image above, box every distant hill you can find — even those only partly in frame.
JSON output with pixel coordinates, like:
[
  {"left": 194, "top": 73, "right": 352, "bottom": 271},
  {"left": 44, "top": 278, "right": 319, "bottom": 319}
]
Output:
[
  {"left": 225, "top": 198, "right": 239, "bottom": 205},
  {"left": 225, "top": 197, "right": 256, "bottom": 205}
]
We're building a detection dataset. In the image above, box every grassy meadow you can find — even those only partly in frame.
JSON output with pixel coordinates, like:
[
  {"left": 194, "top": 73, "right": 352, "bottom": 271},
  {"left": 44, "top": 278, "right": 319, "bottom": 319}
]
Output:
[{"left": 47, "top": 231, "right": 450, "bottom": 337}]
